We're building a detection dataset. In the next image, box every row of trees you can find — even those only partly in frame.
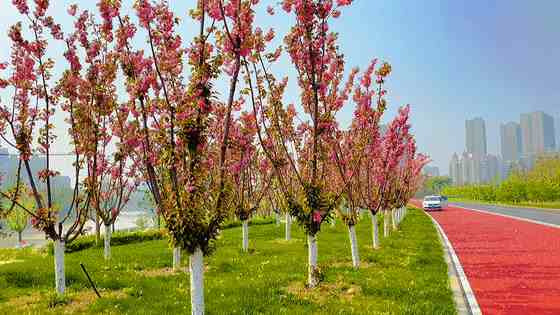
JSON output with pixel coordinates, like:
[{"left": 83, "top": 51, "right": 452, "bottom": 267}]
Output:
[
  {"left": 0, "top": 1, "right": 427, "bottom": 314},
  {"left": 443, "top": 156, "right": 560, "bottom": 203}
]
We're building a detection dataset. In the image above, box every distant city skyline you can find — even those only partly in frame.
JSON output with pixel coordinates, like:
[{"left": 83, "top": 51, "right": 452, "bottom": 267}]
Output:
[{"left": 448, "top": 110, "right": 557, "bottom": 184}]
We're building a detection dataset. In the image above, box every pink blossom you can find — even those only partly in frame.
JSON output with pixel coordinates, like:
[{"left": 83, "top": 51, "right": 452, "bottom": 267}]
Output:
[
  {"left": 67, "top": 4, "right": 77, "bottom": 16},
  {"left": 267, "top": 6, "right": 274, "bottom": 15},
  {"left": 312, "top": 211, "right": 322, "bottom": 223},
  {"left": 12, "top": 0, "right": 29, "bottom": 15}
]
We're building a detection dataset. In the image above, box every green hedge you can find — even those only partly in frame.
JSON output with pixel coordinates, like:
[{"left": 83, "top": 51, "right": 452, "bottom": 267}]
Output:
[
  {"left": 222, "top": 216, "right": 275, "bottom": 229},
  {"left": 46, "top": 229, "right": 168, "bottom": 254},
  {"left": 47, "top": 216, "right": 275, "bottom": 254}
]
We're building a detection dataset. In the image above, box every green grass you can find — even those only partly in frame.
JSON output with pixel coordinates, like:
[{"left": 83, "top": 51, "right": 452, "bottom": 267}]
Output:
[
  {"left": 0, "top": 208, "right": 455, "bottom": 314},
  {"left": 450, "top": 197, "right": 560, "bottom": 211}
]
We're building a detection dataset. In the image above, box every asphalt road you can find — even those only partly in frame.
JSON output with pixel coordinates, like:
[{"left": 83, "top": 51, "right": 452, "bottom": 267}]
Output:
[{"left": 451, "top": 201, "right": 560, "bottom": 226}]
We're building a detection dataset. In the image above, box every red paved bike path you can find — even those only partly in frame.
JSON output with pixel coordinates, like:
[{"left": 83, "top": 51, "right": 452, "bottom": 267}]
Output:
[{"left": 410, "top": 201, "right": 560, "bottom": 315}]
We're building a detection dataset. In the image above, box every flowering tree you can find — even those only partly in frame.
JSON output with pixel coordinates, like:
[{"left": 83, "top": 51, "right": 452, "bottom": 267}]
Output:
[
  {"left": 262, "top": 173, "right": 294, "bottom": 239},
  {"left": 245, "top": 0, "right": 356, "bottom": 288},
  {"left": 358, "top": 103, "right": 411, "bottom": 249},
  {"left": 327, "top": 60, "right": 389, "bottom": 268},
  {"left": 59, "top": 5, "right": 140, "bottom": 261},
  {"left": 0, "top": 0, "right": 95, "bottom": 294},
  {"left": 379, "top": 106, "right": 412, "bottom": 237},
  {"left": 97, "top": 0, "right": 268, "bottom": 312},
  {"left": 385, "top": 136, "right": 428, "bottom": 229},
  {"left": 229, "top": 112, "right": 271, "bottom": 251}
]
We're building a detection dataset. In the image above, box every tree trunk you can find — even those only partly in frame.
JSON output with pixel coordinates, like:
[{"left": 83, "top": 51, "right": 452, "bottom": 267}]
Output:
[
  {"left": 104, "top": 224, "right": 111, "bottom": 260},
  {"left": 54, "top": 240, "right": 66, "bottom": 294},
  {"left": 285, "top": 213, "right": 291, "bottom": 241},
  {"left": 392, "top": 209, "right": 398, "bottom": 231},
  {"left": 17, "top": 231, "right": 22, "bottom": 244},
  {"left": 307, "top": 233, "right": 319, "bottom": 288},
  {"left": 190, "top": 247, "right": 204, "bottom": 315},
  {"left": 95, "top": 216, "right": 101, "bottom": 244},
  {"left": 371, "top": 212, "right": 379, "bottom": 249},
  {"left": 384, "top": 210, "right": 390, "bottom": 237},
  {"left": 173, "top": 247, "right": 181, "bottom": 271},
  {"left": 348, "top": 225, "right": 360, "bottom": 268},
  {"left": 275, "top": 212, "right": 280, "bottom": 227},
  {"left": 242, "top": 220, "right": 249, "bottom": 252}
]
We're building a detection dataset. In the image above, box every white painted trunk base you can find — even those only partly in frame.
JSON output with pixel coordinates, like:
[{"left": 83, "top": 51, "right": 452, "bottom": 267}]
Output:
[
  {"left": 371, "top": 213, "right": 380, "bottom": 249},
  {"left": 392, "top": 209, "right": 398, "bottom": 230},
  {"left": 285, "top": 214, "right": 291, "bottom": 241},
  {"left": 348, "top": 225, "right": 360, "bottom": 268},
  {"left": 173, "top": 247, "right": 181, "bottom": 271},
  {"left": 54, "top": 240, "right": 66, "bottom": 294},
  {"left": 242, "top": 220, "right": 249, "bottom": 251},
  {"left": 307, "top": 234, "right": 319, "bottom": 288},
  {"left": 190, "top": 247, "right": 204, "bottom": 315},
  {"left": 383, "top": 211, "right": 390, "bottom": 237},
  {"left": 275, "top": 213, "right": 280, "bottom": 226},
  {"left": 104, "top": 224, "right": 111, "bottom": 260}
]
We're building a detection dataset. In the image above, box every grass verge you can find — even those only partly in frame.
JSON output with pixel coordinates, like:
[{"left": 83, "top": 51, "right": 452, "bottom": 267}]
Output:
[{"left": 0, "top": 208, "right": 455, "bottom": 314}]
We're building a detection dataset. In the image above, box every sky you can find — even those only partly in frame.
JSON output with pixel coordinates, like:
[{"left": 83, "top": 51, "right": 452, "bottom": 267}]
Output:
[{"left": 0, "top": 0, "right": 559, "bottom": 177}]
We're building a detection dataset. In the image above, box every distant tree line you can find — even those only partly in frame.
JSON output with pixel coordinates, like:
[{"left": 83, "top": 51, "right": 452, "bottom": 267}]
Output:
[
  {"left": 416, "top": 176, "right": 452, "bottom": 197},
  {"left": 443, "top": 156, "right": 560, "bottom": 203}
]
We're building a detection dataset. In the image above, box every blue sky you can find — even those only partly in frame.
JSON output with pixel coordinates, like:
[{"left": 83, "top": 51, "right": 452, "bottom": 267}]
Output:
[{"left": 0, "top": 0, "right": 559, "bottom": 176}]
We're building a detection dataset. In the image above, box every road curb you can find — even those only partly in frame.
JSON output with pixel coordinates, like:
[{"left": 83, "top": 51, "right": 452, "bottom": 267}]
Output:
[
  {"left": 427, "top": 213, "right": 482, "bottom": 315},
  {"left": 453, "top": 204, "right": 560, "bottom": 229}
]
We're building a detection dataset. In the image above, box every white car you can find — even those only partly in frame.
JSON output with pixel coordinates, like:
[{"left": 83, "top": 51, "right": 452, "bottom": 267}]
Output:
[{"left": 423, "top": 195, "right": 447, "bottom": 211}]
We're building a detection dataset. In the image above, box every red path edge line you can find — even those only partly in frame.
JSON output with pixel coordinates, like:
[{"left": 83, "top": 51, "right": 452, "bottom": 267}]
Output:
[{"left": 410, "top": 200, "right": 560, "bottom": 315}]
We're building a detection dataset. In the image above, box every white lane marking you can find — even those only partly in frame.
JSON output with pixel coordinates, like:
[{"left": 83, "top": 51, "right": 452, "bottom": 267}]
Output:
[
  {"left": 452, "top": 204, "right": 560, "bottom": 229},
  {"left": 428, "top": 214, "right": 482, "bottom": 315}
]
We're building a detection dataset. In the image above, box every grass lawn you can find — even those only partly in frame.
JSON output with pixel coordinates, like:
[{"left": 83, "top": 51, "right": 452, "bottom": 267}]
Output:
[
  {"left": 449, "top": 197, "right": 560, "bottom": 211},
  {"left": 0, "top": 208, "right": 455, "bottom": 314}
]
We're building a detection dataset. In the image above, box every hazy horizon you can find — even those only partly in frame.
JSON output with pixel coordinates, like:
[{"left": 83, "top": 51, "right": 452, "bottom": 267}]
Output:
[{"left": 0, "top": 1, "right": 559, "bottom": 177}]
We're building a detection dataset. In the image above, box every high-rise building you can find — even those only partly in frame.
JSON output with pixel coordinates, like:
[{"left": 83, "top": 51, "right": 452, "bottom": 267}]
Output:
[
  {"left": 449, "top": 152, "right": 501, "bottom": 185},
  {"left": 520, "top": 111, "right": 556, "bottom": 156},
  {"left": 460, "top": 153, "right": 471, "bottom": 184},
  {"left": 465, "top": 117, "right": 487, "bottom": 157},
  {"left": 460, "top": 152, "right": 481, "bottom": 184},
  {"left": 500, "top": 122, "right": 522, "bottom": 162},
  {"left": 449, "top": 153, "right": 462, "bottom": 185}
]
